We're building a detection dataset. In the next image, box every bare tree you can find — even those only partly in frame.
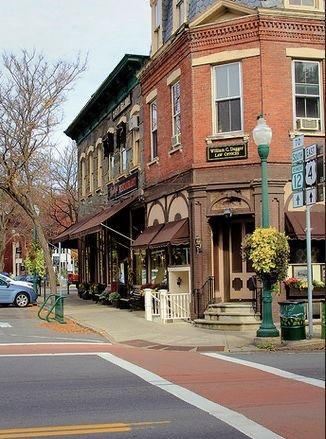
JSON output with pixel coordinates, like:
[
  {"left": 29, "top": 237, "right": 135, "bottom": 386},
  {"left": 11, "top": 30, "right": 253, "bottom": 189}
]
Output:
[
  {"left": 0, "top": 50, "right": 86, "bottom": 294},
  {"left": 48, "top": 140, "right": 79, "bottom": 231}
]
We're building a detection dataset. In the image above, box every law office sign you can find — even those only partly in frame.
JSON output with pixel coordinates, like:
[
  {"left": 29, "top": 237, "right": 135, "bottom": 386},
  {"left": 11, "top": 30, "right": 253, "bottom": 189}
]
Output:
[{"left": 207, "top": 143, "right": 247, "bottom": 161}]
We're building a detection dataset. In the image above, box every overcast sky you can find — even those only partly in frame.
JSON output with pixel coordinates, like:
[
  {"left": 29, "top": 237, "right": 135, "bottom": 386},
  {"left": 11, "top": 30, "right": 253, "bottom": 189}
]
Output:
[{"left": 0, "top": 0, "right": 150, "bottom": 146}]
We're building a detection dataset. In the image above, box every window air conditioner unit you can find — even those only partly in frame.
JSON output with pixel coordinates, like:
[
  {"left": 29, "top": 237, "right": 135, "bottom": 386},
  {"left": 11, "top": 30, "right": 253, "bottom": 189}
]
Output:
[
  {"left": 128, "top": 115, "right": 139, "bottom": 131},
  {"left": 296, "top": 117, "right": 320, "bottom": 131},
  {"left": 171, "top": 133, "right": 181, "bottom": 147}
]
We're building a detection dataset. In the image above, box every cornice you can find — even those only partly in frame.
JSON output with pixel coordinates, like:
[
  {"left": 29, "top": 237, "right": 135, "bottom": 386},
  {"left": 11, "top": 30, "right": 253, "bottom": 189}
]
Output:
[{"left": 189, "top": 15, "right": 324, "bottom": 50}]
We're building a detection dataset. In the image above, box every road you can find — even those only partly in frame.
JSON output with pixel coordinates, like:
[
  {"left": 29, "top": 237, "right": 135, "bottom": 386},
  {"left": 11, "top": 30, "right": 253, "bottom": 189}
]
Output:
[{"left": 0, "top": 305, "right": 324, "bottom": 439}]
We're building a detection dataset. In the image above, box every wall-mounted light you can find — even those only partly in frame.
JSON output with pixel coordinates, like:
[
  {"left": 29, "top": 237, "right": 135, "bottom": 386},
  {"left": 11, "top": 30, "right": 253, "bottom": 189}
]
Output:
[
  {"left": 177, "top": 276, "right": 182, "bottom": 287},
  {"left": 223, "top": 208, "right": 232, "bottom": 218},
  {"left": 194, "top": 236, "right": 202, "bottom": 254}
]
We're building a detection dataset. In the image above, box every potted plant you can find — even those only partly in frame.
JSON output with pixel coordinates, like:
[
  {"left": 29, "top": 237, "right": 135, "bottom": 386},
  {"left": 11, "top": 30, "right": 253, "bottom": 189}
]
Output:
[
  {"left": 77, "top": 282, "right": 89, "bottom": 298},
  {"left": 284, "top": 277, "right": 325, "bottom": 298},
  {"left": 242, "top": 227, "right": 290, "bottom": 291},
  {"left": 108, "top": 291, "right": 121, "bottom": 308}
]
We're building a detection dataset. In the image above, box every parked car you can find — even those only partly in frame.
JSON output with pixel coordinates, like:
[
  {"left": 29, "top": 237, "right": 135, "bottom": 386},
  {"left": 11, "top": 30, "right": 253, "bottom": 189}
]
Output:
[
  {"left": 15, "top": 275, "right": 35, "bottom": 283},
  {"left": 0, "top": 278, "right": 38, "bottom": 307},
  {"left": 0, "top": 273, "right": 33, "bottom": 289},
  {"left": 67, "top": 273, "right": 79, "bottom": 286}
]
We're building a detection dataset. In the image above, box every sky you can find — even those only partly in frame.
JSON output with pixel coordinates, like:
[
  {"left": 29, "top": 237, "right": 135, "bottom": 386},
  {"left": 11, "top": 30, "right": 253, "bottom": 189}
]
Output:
[{"left": 0, "top": 0, "right": 151, "bottom": 146}]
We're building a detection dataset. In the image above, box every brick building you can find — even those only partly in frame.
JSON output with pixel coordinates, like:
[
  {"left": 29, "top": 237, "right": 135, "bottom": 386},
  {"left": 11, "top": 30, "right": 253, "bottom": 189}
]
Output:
[{"left": 135, "top": 0, "right": 325, "bottom": 319}]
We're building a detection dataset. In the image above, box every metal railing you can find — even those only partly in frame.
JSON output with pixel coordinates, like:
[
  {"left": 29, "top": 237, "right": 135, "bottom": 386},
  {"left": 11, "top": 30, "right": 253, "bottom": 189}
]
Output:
[{"left": 192, "top": 276, "right": 215, "bottom": 319}]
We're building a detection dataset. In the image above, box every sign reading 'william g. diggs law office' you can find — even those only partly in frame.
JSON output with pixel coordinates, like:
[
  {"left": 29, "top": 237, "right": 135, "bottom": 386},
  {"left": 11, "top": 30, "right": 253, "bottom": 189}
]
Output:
[{"left": 207, "top": 143, "right": 247, "bottom": 162}]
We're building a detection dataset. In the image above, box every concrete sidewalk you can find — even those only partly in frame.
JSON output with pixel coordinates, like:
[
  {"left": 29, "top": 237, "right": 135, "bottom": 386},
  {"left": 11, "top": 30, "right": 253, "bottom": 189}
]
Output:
[{"left": 58, "top": 287, "right": 324, "bottom": 352}]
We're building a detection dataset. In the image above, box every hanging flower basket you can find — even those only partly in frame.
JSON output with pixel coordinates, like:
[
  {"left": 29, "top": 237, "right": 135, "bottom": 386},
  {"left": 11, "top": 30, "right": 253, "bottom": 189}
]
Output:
[{"left": 242, "top": 227, "right": 290, "bottom": 287}]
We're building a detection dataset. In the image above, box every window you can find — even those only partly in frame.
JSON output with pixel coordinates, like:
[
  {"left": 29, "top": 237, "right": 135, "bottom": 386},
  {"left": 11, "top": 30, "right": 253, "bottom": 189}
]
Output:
[
  {"left": 293, "top": 60, "right": 321, "bottom": 131},
  {"left": 150, "top": 100, "right": 158, "bottom": 159},
  {"left": 88, "top": 151, "right": 94, "bottom": 194},
  {"left": 80, "top": 158, "right": 86, "bottom": 197},
  {"left": 152, "top": 1, "right": 162, "bottom": 53},
  {"left": 286, "top": 0, "right": 323, "bottom": 9},
  {"left": 214, "top": 62, "right": 242, "bottom": 134},
  {"left": 176, "top": 0, "right": 186, "bottom": 28},
  {"left": 96, "top": 144, "right": 103, "bottom": 188},
  {"left": 171, "top": 81, "right": 181, "bottom": 136}
]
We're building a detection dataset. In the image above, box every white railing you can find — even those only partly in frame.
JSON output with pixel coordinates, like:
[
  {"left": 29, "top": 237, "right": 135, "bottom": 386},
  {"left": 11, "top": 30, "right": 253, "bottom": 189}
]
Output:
[{"left": 144, "top": 289, "right": 191, "bottom": 323}]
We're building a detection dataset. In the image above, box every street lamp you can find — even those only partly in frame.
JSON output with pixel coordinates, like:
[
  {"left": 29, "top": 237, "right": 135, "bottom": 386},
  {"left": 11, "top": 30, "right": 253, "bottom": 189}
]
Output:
[{"left": 253, "top": 115, "right": 279, "bottom": 338}]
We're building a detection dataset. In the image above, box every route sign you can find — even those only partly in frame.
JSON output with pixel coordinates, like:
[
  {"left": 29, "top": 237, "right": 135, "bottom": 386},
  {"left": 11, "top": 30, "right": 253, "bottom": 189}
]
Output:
[
  {"left": 306, "top": 187, "right": 317, "bottom": 205},
  {"left": 305, "top": 160, "right": 317, "bottom": 186},
  {"left": 292, "top": 134, "right": 304, "bottom": 150},
  {"left": 292, "top": 191, "right": 304, "bottom": 208},
  {"left": 292, "top": 149, "right": 304, "bottom": 164},
  {"left": 292, "top": 163, "right": 303, "bottom": 174},
  {"left": 292, "top": 171, "right": 304, "bottom": 191},
  {"left": 304, "top": 144, "right": 317, "bottom": 161}
]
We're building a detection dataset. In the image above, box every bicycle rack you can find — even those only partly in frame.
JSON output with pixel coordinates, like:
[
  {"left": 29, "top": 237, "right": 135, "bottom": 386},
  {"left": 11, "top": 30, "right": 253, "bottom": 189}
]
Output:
[{"left": 38, "top": 294, "right": 65, "bottom": 324}]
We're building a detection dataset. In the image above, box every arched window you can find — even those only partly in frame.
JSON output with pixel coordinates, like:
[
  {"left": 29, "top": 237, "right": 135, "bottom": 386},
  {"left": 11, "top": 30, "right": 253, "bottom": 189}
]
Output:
[{"left": 96, "top": 140, "right": 103, "bottom": 188}]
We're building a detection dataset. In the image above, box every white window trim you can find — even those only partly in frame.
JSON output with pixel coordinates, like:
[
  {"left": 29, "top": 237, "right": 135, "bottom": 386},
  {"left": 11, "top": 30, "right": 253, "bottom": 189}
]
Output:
[
  {"left": 212, "top": 62, "right": 244, "bottom": 136},
  {"left": 150, "top": 99, "right": 158, "bottom": 161},
  {"left": 291, "top": 59, "right": 324, "bottom": 133},
  {"left": 96, "top": 143, "right": 103, "bottom": 189},
  {"left": 173, "top": 0, "right": 188, "bottom": 32},
  {"left": 171, "top": 81, "right": 181, "bottom": 140},
  {"left": 284, "top": 0, "right": 324, "bottom": 12}
]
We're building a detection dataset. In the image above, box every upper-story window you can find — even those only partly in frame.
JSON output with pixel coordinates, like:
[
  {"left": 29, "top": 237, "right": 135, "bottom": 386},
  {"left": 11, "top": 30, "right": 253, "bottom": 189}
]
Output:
[
  {"left": 96, "top": 142, "right": 103, "bottom": 189},
  {"left": 176, "top": 0, "right": 186, "bottom": 28},
  {"left": 171, "top": 81, "right": 181, "bottom": 147},
  {"left": 293, "top": 60, "right": 322, "bottom": 132},
  {"left": 88, "top": 151, "right": 94, "bottom": 194},
  {"left": 129, "top": 108, "right": 140, "bottom": 167},
  {"left": 285, "top": 0, "right": 324, "bottom": 10},
  {"left": 214, "top": 62, "right": 242, "bottom": 134},
  {"left": 150, "top": 100, "right": 158, "bottom": 160},
  {"left": 80, "top": 155, "right": 86, "bottom": 198},
  {"left": 151, "top": 1, "right": 162, "bottom": 53}
]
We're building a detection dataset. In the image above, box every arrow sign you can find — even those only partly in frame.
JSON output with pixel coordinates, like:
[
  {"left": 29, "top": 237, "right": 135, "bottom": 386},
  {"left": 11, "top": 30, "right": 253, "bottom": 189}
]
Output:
[
  {"left": 293, "top": 191, "right": 303, "bottom": 208},
  {"left": 306, "top": 187, "right": 316, "bottom": 205},
  {"left": 305, "top": 160, "right": 317, "bottom": 186}
]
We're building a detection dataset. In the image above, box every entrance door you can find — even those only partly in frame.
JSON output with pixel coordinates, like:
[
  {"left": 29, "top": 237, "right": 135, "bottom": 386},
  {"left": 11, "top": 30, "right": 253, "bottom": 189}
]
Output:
[{"left": 227, "top": 220, "right": 255, "bottom": 300}]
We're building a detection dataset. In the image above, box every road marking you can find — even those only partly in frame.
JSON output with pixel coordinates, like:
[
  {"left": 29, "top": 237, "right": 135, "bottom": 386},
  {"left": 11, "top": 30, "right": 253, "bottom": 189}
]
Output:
[
  {"left": 0, "top": 421, "right": 168, "bottom": 438},
  {"left": 0, "top": 322, "right": 12, "bottom": 328},
  {"left": 203, "top": 353, "right": 325, "bottom": 389},
  {"left": 99, "top": 352, "right": 284, "bottom": 439}
]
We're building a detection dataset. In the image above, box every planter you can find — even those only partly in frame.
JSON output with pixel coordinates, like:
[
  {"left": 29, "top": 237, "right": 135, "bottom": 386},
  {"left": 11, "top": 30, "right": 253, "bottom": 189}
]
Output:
[{"left": 285, "top": 286, "right": 325, "bottom": 299}]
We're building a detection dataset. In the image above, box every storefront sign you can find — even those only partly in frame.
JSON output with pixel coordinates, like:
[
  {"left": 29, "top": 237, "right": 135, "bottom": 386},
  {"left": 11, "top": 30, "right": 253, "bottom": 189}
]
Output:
[
  {"left": 110, "top": 173, "right": 138, "bottom": 198},
  {"left": 112, "top": 94, "right": 131, "bottom": 120},
  {"left": 207, "top": 144, "right": 247, "bottom": 161}
]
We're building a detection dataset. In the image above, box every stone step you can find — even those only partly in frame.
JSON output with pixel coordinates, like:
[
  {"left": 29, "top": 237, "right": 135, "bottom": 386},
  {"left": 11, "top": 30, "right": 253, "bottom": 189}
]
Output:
[
  {"left": 207, "top": 302, "right": 256, "bottom": 315},
  {"left": 204, "top": 311, "right": 260, "bottom": 323},
  {"left": 193, "top": 319, "right": 261, "bottom": 331}
]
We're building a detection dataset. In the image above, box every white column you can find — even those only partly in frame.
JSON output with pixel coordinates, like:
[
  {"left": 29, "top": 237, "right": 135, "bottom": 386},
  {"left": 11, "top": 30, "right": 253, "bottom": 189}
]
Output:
[
  {"left": 159, "top": 289, "right": 168, "bottom": 323},
  {"left": 144, "top": 288, "right": 153, "bottom": 321}
]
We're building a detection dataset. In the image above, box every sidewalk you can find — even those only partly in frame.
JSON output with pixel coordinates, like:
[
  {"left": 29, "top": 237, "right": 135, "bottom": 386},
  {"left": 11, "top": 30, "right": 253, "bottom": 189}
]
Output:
[{"left": 55, "top": 287, "right": 324, "bottom": 352}]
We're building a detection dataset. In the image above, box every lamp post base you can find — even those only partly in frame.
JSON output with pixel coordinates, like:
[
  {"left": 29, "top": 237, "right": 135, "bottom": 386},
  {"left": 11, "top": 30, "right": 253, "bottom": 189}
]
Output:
[
  {"left": 256, "top": 326, "right": 279, "bottom": 338},
  {"left": 257, "top": 279, "right": 280, "bottom": 338}
]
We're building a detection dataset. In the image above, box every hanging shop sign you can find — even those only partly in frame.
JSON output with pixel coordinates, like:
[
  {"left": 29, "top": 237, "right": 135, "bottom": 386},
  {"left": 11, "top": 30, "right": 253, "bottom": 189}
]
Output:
[
  {"left": 109, "top": 173, "right": 138, "bottom": 199},
  {"left": 207, "top": 143, "right": 247, "bottom": 162}
]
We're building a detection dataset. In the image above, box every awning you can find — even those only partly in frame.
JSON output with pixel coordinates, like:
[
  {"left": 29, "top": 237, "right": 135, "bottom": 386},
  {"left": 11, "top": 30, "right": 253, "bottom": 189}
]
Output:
[
  {"left": 285, "top": 211, "right": 325, "bottom": 240},
  {"left": 149, "top": 218, "right": 189, "bottom": 248},
  {"left": 131, "top": 224, "right": 164, "bottom": 249},
  {"left": 53, "top": 194, "right": 137, "bottom": 244},
  {"left": 70, "top": 194, "right": 138, "bottom": 239}
]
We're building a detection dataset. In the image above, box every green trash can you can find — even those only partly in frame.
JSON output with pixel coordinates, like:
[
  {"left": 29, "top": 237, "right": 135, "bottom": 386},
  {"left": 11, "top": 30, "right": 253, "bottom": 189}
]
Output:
[
  {"left": 279, "top": 300, "right": 306, "bottom": 341},
  {"left": 320, "top": 300, "right": 325, "bottom": 340}
]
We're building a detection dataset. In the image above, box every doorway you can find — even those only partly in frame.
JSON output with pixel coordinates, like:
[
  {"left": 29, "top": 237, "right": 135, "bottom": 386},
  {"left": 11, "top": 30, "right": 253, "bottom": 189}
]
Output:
[{"left": 212, "top": 216, "right": 255, "bottom": 301}]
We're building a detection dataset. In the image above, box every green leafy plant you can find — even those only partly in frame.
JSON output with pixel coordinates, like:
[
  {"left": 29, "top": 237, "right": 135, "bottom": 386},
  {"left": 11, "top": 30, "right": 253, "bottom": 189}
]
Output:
[
  {"left": 24, "top": 241, "right": 46, "bottom": 277},
  {"left": 242, "top": 227, "right": 290, "bottom": 286},
  {"left": 108, "top": 292, "right": 121, "bottom": 302}
]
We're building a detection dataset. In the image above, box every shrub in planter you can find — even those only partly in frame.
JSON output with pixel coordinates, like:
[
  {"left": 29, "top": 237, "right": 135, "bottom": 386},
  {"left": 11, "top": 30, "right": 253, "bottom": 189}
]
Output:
[{"left": 108, "top": 292, "right": 121, "bottom": 307}]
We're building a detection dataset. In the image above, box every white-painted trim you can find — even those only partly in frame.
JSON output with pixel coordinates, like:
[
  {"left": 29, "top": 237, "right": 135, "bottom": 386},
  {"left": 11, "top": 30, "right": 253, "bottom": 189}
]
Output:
[
  {"left": 193, "top": 48, "right": 260, "bottom": 67},
  {"left": 79, "top": 152, "right": 86, "bottom": 161},
  {"left": 167, "top": 68, "right": 181, "bottom": 86},
  {"left": 87, "top": 145, "right": 95, "bottom": 155},
  {"left": 203, "top": 353, "right": 325, "bottom": 389},
  {"left": 107, "top": 127, "right": 115, "bottom": 134},
  {"left": 129, "top": 104, "right": 140, "bottom": 117},
  {"left": 286, "top": 48, "right": 325, "bottom": 59},
  {"left": 145, "top": 89, "right": 158, "bottom": 104},
  {"left": 96, "top": 137, "right": 103, "bottom": 146},
  {"left": 98, "top": 352, "right": 284, "bottom": 439},
  {"left": 117, "top": 115, "right": 127, "bottom": 125}
]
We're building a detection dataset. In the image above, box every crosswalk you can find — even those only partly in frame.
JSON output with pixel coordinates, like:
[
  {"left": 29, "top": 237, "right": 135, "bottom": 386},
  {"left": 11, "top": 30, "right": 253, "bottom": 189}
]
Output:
[{"left": 0, "top": 322, "right": 12, "bottom": 328}]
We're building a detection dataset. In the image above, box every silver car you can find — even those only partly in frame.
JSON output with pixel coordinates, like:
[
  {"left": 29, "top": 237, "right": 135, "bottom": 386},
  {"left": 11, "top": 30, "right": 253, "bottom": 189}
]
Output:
[{"left": 0, "top": 278, "right": 38, "bottom": 307}]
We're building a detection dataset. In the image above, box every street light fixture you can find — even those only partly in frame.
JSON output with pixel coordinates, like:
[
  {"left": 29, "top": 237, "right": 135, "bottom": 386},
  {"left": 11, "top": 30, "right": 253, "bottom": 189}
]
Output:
[{"left": 253, "top": 115, "right": 279, "bottom": 338}]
